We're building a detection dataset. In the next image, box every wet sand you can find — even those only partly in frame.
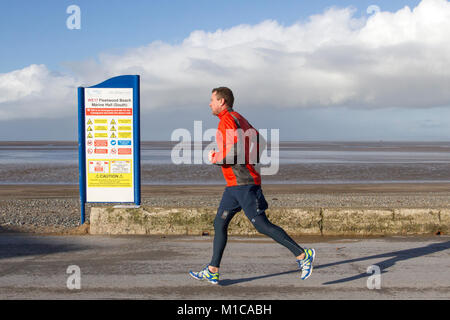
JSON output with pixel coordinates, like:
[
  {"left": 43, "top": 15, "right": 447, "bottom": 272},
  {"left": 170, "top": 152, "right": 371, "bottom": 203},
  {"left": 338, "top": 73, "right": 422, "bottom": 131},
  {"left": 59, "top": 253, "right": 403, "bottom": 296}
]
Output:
[
  {"left": 2, "top": 140, "right": 450, "bottom": 151},
  {"left": 2, "top": 162, "right": 450, "bottom": 185},
  {"left": 1, "top": 182, "right": 450, "bottom": 199}
]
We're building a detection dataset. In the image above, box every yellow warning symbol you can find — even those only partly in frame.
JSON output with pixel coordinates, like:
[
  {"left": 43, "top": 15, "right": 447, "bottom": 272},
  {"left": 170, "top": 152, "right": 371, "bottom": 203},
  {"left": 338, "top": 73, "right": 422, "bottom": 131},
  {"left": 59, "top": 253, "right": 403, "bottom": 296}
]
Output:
[
  {"left": 110, "top": 132, "right": 117, "bottom": 138},
  {"left": 87, "top": 119, "right": 93, "bottom": 125},
  {"left": 87, "top": 132, "right": 93, "bottom": 138},
  {"left": 110, "top": 126, "right": 116, "bottom": 131},
  {"left": 95, "top": 133, "right": 108, "bottom": 138},
  {"left": 87, "top": 126, "right": 93, "bottom": 131},
  {"left": 110, "top": 119, "right": 116, "bottom": 125},
  {"left": 118, "top": 132, "right": 132, "bottom": 138}
]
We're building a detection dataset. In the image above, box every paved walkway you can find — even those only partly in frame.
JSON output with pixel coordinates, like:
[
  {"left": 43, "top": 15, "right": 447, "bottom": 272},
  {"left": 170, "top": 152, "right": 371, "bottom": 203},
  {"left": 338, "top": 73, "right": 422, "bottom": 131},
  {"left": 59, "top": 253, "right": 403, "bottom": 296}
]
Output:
[{"left": 0, "top": 234, "right": 449, "bottom": 299}]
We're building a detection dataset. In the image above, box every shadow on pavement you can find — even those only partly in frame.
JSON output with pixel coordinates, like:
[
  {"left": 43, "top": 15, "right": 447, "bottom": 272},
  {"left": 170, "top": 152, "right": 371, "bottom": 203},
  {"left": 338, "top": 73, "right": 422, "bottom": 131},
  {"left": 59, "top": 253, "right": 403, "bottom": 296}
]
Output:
[
  {"left": 219, "top": 240, "right": 450, "bottom": 286},
  {"left": 320, "top": 240, "right": 450, "bottom": 285},
  {"left": 0, "top": 230, "right": 90, "bottom": 260},
  {"left": 219, "top": 269, "right": 298, "bottom": 286}
]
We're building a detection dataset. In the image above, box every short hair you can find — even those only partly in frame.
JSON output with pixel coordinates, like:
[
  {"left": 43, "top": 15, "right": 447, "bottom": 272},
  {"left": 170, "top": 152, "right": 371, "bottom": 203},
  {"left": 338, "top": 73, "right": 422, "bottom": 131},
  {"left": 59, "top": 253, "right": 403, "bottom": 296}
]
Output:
[{"left": 212, "top": 87, "right": 234, "bottom": 108}]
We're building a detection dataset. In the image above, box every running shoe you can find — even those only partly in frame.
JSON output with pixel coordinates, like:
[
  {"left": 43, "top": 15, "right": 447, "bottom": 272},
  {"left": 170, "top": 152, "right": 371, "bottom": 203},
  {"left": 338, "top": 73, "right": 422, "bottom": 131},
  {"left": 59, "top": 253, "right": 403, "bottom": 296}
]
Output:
[
  {"left": 297, "top": 248, "right": 316, "bottom": 280},
  {"left": 189, "top": 265, "right": 219, "bottom": 285}
]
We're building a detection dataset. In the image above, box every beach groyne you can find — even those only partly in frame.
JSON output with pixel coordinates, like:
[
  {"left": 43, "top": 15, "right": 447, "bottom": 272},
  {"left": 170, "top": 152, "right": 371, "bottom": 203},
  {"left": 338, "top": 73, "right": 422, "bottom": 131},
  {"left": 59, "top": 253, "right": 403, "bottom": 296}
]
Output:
[{"left": 89, "top": 206, "right": 449, "bottom": 236}]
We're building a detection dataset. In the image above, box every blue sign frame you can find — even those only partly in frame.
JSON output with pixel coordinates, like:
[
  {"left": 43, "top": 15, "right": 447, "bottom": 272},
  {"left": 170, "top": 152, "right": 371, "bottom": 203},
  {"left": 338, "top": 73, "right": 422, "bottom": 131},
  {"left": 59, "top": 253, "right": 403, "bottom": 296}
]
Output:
[{"left": 78, "top": 75, "right": 141, "bottom": 225}]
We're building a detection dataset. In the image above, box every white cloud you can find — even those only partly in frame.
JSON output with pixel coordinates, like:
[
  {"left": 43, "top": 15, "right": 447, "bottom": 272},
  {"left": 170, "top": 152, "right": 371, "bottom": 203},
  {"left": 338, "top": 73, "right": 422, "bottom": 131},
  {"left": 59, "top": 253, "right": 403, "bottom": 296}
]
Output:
[
  {"left": 1, "top": 0, "right": 450, "bottom": 121},
  {"left": 0, "top": 64, "right": 77, "bottom": 120}
]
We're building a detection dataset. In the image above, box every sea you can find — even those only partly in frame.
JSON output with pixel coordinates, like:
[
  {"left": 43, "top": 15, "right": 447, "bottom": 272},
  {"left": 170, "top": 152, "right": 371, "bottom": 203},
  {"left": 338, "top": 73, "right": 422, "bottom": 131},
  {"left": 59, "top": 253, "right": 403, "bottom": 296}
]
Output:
[{"left": 1, "top": 141, "right": 450, "bottom": 185}]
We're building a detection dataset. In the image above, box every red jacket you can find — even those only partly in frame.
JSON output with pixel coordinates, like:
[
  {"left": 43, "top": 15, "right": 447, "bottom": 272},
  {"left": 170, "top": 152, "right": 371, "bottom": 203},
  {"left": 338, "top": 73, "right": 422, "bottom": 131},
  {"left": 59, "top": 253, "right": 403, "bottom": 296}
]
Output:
[{"left": 210, "top": 108, "right": 264, "bottom": 186}]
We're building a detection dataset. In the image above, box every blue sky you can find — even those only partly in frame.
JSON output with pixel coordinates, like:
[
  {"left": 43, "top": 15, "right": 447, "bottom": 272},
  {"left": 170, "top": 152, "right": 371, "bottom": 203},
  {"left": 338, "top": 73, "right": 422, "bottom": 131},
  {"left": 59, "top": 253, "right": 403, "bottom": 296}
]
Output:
[
  {"left": 1, "top": 0, "right": 449, "bottom": 141},
  {"left": 0, "top": 0, "right": 421, "bottom": 73}
]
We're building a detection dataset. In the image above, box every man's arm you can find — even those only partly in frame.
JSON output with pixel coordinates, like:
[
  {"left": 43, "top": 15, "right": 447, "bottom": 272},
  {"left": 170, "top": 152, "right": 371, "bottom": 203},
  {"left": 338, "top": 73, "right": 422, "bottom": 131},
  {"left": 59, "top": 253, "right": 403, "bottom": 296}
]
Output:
[{"left": 210, "top": 118, "right": 238, "bottom": 165}]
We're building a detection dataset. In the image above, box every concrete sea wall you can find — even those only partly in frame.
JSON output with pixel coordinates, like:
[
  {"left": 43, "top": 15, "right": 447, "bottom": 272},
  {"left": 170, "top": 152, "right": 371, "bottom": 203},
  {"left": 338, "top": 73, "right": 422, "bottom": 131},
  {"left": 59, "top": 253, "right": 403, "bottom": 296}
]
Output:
[{"left": 89, "top": 206, "right": 449, "bottom": 236}]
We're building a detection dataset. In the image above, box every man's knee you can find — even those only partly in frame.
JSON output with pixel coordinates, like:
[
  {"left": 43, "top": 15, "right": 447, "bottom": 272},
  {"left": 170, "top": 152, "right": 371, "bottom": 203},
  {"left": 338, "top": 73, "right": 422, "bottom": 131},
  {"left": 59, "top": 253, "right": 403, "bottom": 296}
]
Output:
[
  {"left": 214, "top": 210, "right": 230, "bottom": 231},
  {"left": 251, "top": 214, "right": 270, "bottom": 235}
]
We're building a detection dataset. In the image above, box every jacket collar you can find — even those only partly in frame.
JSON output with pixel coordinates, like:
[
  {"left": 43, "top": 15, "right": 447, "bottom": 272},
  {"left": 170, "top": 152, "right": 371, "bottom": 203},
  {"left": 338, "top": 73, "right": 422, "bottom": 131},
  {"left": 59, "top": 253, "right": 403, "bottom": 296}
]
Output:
[{"left": 217, "top": 107, "right": 233, "bottom": 119}]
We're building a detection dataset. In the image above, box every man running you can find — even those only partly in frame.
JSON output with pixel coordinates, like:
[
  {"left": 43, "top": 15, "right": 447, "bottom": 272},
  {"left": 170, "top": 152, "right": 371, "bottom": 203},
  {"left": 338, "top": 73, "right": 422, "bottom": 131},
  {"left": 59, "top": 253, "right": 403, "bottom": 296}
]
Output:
[{"left": 189, "top": 87, "right": 315, "bottom": 284}]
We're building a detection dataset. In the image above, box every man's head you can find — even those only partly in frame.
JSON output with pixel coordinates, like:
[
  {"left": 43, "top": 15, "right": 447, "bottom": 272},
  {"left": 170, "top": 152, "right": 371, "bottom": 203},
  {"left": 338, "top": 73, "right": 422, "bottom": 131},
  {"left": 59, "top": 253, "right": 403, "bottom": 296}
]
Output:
[{"left": 210, "top": 87, "right": 234, "bottom": 116}]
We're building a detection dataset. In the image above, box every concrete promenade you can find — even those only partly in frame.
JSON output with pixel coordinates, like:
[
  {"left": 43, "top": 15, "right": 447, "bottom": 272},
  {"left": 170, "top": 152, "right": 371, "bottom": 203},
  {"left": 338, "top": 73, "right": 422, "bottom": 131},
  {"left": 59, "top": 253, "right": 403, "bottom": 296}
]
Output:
[{"left": 0, "top": 233, "right": 448, "bottom": 299}]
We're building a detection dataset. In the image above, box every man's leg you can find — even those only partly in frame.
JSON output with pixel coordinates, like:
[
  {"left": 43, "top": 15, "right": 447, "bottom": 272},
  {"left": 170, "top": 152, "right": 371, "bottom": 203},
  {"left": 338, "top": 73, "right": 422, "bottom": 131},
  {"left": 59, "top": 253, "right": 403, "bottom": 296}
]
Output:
[
  {"left": 236, "top": 185, "right": 316, "bottom": 279},
  {"left": 237, "top": 185, "right": 305, "bottom": 257},
  {"left": 189, "top": 187, "right": 240, "bottom": 284},
  {"left": 209, "top": 206, "right": 240, "bottom": 269},
  {"left": 251, "top": 213, "right": 304, "bottom": 257},
  {"left": 209, "top": 187, "right": 242, "bottom": 270},
  {"left": 251, "top": 213, "right": 316, "bottom": 280}
]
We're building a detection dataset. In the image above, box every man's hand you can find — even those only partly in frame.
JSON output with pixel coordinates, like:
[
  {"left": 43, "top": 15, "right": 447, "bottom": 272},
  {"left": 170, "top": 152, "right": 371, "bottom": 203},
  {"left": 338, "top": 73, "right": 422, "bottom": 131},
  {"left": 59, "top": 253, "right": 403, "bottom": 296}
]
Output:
[{"left": 208, "top": 149, "right": 215, "bottom": 163}]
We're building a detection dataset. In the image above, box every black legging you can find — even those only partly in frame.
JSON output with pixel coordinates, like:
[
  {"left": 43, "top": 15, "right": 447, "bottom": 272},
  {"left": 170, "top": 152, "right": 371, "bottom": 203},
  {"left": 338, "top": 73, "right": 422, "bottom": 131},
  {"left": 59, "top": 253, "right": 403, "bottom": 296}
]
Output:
[{"left": 210, "top": 211, "right": 304, "bottom": 267}]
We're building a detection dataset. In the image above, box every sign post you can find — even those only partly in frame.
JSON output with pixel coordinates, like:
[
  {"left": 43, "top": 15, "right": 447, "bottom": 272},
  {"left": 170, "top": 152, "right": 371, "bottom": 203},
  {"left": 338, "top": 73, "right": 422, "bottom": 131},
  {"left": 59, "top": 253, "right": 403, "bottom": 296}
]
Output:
[{"left": 78, "top": 75, "right": 140, "bottom": 225}]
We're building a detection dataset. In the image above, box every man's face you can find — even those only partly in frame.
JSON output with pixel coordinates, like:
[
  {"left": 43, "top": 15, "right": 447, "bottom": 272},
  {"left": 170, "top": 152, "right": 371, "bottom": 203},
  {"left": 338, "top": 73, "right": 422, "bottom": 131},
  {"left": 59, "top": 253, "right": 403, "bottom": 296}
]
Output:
[{"left": 209, "top": 92, "right": 225, "bottom": 116}]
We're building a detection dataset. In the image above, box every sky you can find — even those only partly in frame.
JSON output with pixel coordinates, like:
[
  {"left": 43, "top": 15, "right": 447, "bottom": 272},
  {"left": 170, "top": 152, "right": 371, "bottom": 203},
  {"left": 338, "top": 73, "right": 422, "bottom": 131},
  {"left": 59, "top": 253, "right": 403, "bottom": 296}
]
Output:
[{"left": 1, "top": 0, "right": 449, "bottom": 141}]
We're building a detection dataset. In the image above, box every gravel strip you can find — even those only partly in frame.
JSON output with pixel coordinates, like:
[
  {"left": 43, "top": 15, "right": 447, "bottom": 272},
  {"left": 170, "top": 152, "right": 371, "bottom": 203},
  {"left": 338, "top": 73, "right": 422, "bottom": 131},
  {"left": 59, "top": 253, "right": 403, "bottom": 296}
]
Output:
[{"left": 1, "top": 192, "right": 450, "bottom": 234}]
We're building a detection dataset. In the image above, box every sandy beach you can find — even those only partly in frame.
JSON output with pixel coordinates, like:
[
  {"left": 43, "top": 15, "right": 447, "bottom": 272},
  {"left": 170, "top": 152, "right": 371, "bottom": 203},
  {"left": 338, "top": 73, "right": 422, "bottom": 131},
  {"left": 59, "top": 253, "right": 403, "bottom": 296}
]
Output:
[{"left": 1, "top": 183, "right": 449, "bottom": 234}]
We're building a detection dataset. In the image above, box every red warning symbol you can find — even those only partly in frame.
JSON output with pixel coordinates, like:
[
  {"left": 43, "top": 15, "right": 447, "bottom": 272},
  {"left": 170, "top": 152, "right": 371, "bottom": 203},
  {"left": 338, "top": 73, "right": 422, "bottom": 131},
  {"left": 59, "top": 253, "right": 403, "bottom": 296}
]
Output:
[
  {"left": 94, "top": 140, "right": 108, "bottom": 147},
  {"left": 118, "top": 148, "right": 132, "bottom": 155},
  {"left": 94, "top": 148, "right": 108, "bottom": 154},
  {"left": 94, "top": 163, "right": 104, "bottom": 172}
]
